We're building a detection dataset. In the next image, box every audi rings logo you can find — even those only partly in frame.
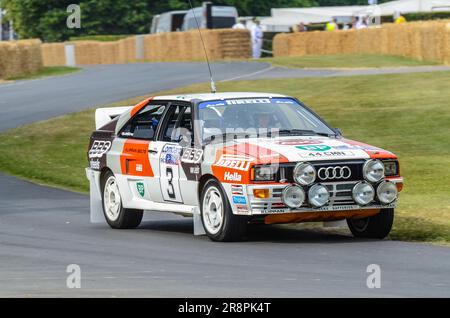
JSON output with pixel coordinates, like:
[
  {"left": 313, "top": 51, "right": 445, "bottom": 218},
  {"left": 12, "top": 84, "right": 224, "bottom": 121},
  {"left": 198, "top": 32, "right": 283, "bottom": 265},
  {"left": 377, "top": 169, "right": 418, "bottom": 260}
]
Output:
[{"left": 318, "top": 166, "right": 352, "bottom": 180}]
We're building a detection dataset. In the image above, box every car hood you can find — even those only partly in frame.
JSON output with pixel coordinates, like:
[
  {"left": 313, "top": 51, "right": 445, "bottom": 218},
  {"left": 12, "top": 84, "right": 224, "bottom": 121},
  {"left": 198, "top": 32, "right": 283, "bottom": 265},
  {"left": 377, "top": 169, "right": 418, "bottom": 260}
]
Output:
[{"left": 207, "top": 135, "right": 397, "bottom": 164}]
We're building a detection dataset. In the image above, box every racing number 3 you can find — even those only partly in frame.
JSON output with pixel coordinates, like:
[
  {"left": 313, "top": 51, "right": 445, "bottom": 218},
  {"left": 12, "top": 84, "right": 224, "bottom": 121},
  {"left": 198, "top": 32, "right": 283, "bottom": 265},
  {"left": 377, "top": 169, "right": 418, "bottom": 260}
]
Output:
[{"left": 166, "top": 167, "right": 176, "bottom": 199}]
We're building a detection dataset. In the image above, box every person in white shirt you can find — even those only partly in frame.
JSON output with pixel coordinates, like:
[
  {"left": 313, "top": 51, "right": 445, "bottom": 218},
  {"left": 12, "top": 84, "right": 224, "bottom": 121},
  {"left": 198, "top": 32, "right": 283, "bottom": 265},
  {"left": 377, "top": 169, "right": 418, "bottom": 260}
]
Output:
[
  {"left": 251, "top": 18, "right": 263, "bottom": 59},
  {"left": 232, "top": 19, "right": 246, "bottom": 30},
  {"left": 355, "top": 16, "right": 368, "bottom": 29}
]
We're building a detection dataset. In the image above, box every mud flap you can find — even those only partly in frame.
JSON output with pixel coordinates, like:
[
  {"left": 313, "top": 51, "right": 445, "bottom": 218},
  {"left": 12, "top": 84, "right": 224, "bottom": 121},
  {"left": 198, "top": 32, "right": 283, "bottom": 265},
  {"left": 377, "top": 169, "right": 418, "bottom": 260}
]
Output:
[
  {"left": 85, "top": 168, "right": 107, "bottom": 224},
  {"left": 193, "top": 207, "right": 206, "bottom": 236}
]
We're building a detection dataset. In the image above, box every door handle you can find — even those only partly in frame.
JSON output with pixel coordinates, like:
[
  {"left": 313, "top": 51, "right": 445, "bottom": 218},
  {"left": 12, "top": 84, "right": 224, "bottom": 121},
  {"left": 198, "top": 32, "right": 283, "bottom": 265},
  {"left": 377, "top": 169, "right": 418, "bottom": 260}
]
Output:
[{"left": 149, "top": 148, "right": 158, "bottom": 154}]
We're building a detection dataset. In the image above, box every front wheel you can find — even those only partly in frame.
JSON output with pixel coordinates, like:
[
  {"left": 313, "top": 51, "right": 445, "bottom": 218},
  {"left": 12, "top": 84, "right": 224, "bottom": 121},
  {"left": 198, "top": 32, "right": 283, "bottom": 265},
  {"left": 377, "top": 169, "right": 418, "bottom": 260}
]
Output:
[
  {"left": 102, "top": 171, "right": 143, "bottom": 229},
  {"left": 200, "top": 179, "right": 247, "bottom": 242},
  {"left": 347, "top": 208, "right": 394, "bottom": 239}
]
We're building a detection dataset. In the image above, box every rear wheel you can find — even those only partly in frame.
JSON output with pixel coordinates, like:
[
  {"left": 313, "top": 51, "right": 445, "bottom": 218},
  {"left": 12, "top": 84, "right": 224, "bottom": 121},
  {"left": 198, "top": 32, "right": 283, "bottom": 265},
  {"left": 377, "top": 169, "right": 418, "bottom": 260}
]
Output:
[
  {"left": 102, "top": 171, "right": 143, "bottom": 229},
  {"left": 200, "top": 179, "right": 247, "bottom": 242},
  {"left": 347, "top": 208, "right": 394, "bottom": 239}
]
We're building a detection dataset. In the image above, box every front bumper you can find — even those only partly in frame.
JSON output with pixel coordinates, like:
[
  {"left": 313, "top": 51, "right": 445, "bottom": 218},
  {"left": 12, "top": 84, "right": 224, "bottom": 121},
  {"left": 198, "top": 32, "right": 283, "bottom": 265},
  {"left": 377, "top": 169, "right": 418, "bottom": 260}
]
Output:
[{"left": 243, "top": 177, "right": 402, "bottom": 215}]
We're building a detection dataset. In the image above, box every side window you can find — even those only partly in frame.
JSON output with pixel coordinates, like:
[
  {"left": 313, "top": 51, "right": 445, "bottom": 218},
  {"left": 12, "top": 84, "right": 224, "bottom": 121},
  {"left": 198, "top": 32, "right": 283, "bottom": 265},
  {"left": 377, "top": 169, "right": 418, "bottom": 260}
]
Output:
[
  {"left": 161, "top": 105, "right": 193, "bottom": 144},
  {"left": 120, "top": 103, "right": 166, "bottom": 140}
]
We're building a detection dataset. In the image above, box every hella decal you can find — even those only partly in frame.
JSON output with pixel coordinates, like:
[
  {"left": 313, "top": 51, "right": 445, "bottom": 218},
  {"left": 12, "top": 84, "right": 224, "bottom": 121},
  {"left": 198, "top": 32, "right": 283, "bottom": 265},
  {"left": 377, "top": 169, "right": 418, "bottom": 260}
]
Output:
[{"left": 224, "top": 171, "right": 242, "bottom": 182}]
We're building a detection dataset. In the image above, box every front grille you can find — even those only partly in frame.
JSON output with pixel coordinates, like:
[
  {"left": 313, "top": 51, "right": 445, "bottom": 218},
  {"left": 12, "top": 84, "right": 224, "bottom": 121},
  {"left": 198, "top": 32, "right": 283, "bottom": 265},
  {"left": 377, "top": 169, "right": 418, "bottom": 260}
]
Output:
[{"left": 279, "top": 160, "right": 365, "bottom": 183}]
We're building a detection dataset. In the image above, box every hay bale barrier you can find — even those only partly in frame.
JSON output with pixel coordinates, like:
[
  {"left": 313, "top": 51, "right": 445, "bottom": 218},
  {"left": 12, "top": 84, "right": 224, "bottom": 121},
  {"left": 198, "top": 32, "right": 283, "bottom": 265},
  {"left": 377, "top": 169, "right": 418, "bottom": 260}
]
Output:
[
  {"left": 273, "top": 20, "right": 450, "bottom": 65},
  {"left": 39, "top": 29, "right": 251, "bottom": 66},
  {"left": 0, "top": 39, "right": 43, "bottom": 79}
]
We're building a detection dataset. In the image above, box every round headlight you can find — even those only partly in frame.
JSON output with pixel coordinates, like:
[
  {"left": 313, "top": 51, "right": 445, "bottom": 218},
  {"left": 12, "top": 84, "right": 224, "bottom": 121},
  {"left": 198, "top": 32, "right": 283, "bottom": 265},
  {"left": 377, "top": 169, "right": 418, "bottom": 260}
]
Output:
[
  {"left": 363, "top": 159, "right": 385, "bottom": 183},
  {"left": 308, "top": 184, "right": 329, "bottom": 208},
  {"left": 293, "top": 162, "right": 316, "bottom": 185},
  {"left": 282, "top": 185, "right": 305, "bottom": 209},
  {"left": 377, "top": 181, "right": 398, "bottom": 204},
  {"left": 352, "top": 182, "right": 375, "bottom": 206}
]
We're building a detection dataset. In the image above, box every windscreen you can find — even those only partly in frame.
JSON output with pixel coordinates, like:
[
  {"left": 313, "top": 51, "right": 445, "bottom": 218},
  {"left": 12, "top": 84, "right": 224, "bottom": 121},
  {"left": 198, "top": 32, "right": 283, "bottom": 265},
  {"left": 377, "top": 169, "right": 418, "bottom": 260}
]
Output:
[{"left": 198, "top": 98, "right": 334, "bottom": 142}]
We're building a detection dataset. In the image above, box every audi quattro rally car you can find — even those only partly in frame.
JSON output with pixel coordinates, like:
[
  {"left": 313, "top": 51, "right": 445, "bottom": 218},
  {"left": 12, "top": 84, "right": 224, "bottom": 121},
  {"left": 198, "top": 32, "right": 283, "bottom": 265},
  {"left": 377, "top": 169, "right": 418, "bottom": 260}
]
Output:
[{"left": 86, "top": 92, "right": 403, "bottom": 242}]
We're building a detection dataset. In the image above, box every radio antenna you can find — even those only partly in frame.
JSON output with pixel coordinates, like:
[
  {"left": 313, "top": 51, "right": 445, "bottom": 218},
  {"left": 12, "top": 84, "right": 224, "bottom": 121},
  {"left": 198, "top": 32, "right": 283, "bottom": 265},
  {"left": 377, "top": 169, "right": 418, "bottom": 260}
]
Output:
[{"left": 187, "top": 0, "right": 217, "bottom": 93}]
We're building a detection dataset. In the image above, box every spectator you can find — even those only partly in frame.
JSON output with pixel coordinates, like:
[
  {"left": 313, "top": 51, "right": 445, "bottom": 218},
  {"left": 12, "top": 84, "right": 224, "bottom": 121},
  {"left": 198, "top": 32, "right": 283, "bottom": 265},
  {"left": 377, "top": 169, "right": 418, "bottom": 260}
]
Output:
[
  {"left": 351, "top": 16, "right": 358, "bottom": 29},
  {"left": 298, "top": 22, "right": 307, "bottom": 32},
  {"left": 325, "top": 18, "right": 338, "bottom": 31},
  {"left": 251, "top": 18, "right": 263, "bottom": 59},
  {"left": 394, "top": 12, "right": 406, "bottom": 24},
  {"left": 232, "top": 19, "right": 246, "bottom": 30},
  {"left": 355, "top": 16, "right": 368, "bottom": 29}
]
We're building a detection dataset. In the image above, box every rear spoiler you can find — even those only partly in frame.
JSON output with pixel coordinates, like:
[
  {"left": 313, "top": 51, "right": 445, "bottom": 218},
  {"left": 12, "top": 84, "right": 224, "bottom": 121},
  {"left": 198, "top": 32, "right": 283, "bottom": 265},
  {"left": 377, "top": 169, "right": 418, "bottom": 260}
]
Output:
[{"left": 95, "top": 106, "right": 132, "bottom": 130}]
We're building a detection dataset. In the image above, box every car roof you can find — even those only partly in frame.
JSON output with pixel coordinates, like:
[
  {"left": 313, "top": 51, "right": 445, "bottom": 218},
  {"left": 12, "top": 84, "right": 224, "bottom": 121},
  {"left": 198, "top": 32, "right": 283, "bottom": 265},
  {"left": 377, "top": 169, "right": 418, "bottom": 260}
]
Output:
[{"left": 153, "top": 92, "right": 288, "bottom": 102}]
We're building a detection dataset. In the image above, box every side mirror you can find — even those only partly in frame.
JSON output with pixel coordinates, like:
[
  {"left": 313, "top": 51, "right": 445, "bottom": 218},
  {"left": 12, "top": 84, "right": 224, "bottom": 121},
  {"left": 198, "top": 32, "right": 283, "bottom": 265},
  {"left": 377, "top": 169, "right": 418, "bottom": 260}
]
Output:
[{"left": 333, "top": 128, "right": 343, "bottom": 136}]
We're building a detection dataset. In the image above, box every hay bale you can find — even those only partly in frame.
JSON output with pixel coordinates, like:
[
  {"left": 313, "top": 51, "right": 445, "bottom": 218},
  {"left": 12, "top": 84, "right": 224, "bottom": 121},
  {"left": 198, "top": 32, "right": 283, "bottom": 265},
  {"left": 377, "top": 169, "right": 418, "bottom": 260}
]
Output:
[{"left": 0, "top": 39, "right": 43, "bottom": 79}]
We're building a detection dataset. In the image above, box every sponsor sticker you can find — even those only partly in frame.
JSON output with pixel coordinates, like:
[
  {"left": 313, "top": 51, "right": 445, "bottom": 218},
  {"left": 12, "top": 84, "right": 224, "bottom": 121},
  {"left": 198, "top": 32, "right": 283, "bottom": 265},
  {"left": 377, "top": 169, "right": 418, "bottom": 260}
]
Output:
[
  {"left": 333, "top": 144, "right": 380, "bottom": 151},
  {"left": 233, "top": 196, "right": 247, "bottom": 205},
  {"left": 89, "top": 140, "right": 111, "bottom": 159},
  {"left": 226, "top": 98, "right": 271, "bottom": 105},
  {"left": 296, "top": 145, "right": 331, "bottom": 152},
  {"left": 136, "top": 182, "right": 145, "bottom": 197},
  {"left": 181, "top": 148, "right": 203, "bottom": 164},
  {"left": 161, "top": 144, "right": 181, "bottom": 165},
  {"left": 215, "top": 154, "right": 254, "bottom": 171},
  {"left": 224, "top": 171, "right": 242, "bottom": 182},
  {"left": 236, "top": 204, "right": 249, "bottom": 213},
  {"left": 89, "top": 160, "right": 100, "bottom": 170},
  {"left": 231, "top": 185, "right": 244, "bottom": 195},
  {"left": 189, "top": 166, "right": 200, "bottom": 175},
  {"left": 299, "top": 151, "right": 355, "bottom": 158}
]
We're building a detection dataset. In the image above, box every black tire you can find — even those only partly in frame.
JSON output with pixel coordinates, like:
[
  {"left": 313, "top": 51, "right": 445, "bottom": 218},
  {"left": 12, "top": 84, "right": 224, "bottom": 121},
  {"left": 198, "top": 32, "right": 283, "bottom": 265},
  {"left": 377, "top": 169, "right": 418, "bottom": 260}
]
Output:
[
  {"left": 200, "top": 179, "right": 248, "bottom": 242},
  {"left": 101, "top": 170, "right": 143, "bottom": 229},
  {"left": 347, "top": 208, "right": 394, "bottom": 239}
]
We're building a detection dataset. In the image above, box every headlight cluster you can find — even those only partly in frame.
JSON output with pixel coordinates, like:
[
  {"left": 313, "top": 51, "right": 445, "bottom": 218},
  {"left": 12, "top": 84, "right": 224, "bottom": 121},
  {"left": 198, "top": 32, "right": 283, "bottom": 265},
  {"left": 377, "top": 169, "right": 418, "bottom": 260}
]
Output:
[
  {"left": 293, "top": 163, "right": 316, "bottom": 185},
  {"left": 363, "top": 159, "right": 385, "bottom": 182},
  {"left": 280, "top": 160, "right": 398, "bottom": 210},
  {"left": 282, "top": 162, "right": 329, "bottom": 208}
]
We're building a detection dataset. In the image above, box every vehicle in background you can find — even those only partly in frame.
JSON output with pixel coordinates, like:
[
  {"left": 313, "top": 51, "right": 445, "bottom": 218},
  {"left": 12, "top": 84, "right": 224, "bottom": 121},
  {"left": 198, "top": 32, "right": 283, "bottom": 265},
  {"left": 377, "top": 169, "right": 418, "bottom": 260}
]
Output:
[
  {"left": 182, "top": 4, "right": 238, "bottom": 31},
  {"left": 150, "top": 10, "right": 187, "bottom": 34}
]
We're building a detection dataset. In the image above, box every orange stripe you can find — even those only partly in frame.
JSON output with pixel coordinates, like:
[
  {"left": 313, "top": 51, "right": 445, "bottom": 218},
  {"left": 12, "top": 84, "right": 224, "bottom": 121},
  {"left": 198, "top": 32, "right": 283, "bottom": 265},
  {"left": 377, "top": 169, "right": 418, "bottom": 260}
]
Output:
[
  {"left": 130, "top": 96, "right": 154, "bottom": 118},
  {"left": 120, "top": 139, "right": 154, "bottom": 177}
]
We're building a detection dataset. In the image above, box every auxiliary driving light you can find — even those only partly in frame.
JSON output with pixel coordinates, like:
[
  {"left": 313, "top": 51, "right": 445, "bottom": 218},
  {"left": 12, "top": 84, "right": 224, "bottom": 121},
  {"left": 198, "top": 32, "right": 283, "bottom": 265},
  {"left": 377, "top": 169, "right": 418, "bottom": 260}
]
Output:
[
  {"left": 282, "top": 185, "right": 305, "bottom": 209},
  {"left": 377, "top": 181, "right": 398, "bottom": 204},
  {"left": 293, "top": 162, "right": 316, "bottom": 185},
  {"left": 308, "top": 184, "right": 330, "bottom": 208},
  {"left": 352, "top": 182, "right": 375, "bottom": 206},
  {"left": 363, "top": 159, "right": 385, "bottom": 183}
]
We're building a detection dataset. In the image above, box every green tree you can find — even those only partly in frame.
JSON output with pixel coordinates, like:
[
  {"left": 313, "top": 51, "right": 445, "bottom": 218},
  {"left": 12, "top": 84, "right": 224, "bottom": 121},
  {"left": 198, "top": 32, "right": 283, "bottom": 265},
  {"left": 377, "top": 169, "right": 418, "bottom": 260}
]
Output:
[{"left": 1, "top": 0, "right": 326, "bottom": 42}]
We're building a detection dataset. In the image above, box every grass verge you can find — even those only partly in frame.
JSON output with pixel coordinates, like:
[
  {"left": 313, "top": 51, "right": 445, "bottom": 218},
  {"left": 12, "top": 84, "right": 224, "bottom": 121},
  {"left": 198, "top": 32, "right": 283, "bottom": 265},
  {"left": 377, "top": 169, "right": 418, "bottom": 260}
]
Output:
[
  {"left": 262, "top": 54, "right": 440, "bottom": 69},
  {"left": 6, "top": 66, "right": 81, "bottom": 81},
  {"left": 0, "top": 71, "right": 449, "bottom": 243}
]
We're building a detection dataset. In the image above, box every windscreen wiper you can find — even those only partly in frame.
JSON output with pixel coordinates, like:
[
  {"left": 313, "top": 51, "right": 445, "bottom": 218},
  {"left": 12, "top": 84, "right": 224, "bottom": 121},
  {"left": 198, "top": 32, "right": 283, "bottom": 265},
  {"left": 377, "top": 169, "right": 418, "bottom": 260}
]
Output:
[
  {"left": 276, "top": 129, "right": 335, "bottom": 137},
  {"left": 203, "top": 132, "right": 252, "bottom": 146}
]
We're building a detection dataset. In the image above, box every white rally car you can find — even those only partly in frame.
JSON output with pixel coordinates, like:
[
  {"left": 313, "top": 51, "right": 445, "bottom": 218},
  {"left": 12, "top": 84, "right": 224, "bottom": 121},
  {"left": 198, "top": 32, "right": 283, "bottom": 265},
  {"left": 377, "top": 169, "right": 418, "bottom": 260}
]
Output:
[{"left": 86, "top": 92, "right": 403, "bottom": 241}]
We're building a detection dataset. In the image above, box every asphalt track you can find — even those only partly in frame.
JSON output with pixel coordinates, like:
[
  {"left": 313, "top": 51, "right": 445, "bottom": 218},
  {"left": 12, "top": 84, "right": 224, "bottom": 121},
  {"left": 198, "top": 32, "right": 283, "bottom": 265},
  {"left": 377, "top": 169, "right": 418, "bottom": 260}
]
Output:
[{"left": 1, "top": 62, "right": 450, "bottom": 297}]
